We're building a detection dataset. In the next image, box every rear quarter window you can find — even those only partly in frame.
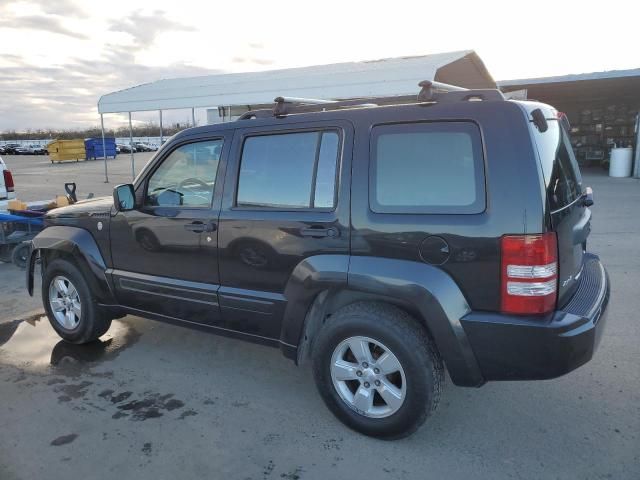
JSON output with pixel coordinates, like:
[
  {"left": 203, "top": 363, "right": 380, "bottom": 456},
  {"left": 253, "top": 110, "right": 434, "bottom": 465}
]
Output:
[
  {"left": 369, "top": 122, "right": 485, "bottom": 214},
  {"left": 531, "top": 120, "right": 583, "bottom": 211}
]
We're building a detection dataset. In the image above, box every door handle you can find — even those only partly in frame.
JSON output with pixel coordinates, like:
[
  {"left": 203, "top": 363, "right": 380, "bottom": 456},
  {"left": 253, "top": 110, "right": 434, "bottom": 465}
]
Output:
[
  {"left": 184, "top": 221, "right": 217, "bottom": 233},
  {"left": 300, "top": 226, "right": 339, "bottom": 238}
]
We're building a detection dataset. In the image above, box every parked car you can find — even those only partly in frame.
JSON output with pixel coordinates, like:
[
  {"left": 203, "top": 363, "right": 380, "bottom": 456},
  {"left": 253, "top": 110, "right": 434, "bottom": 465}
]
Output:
[
  {"left": 30, "top": 144, "right": 47, "bottom": 155},
  {"left": 117, "top": 143, "right": 134, "bottom": 153},
  {"left": 137, "top": 142, "right": 158, "bottom": 151},
  {"left": 1, "top": 144, "right": 21, "bottom": 155},
  {"left": 0, "top": 155, "right": 15, "bottom": 201},
  {"left": 27, "top": 85, "right": 610, "bottom": 439},
  {"left": 14, "top": 145, "right": 31, "bottom": 155},
  {"left": 16, "top": 144, "right": 47, "bottom": 155},
  {"left": 133, "top": 142, "right": 147, "bottom": 152}
]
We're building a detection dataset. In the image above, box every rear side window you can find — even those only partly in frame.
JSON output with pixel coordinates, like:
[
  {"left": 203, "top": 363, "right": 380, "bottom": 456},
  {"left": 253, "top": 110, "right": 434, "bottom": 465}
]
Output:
[
  {"left": 237, "top": 130, "right": 339, "bottom": 209},
  {"left": 531, "top": 120, "right": 583, "bottom": 211},
  {"left": 370, "top": 122, "right": 485, "bottom": 214}
]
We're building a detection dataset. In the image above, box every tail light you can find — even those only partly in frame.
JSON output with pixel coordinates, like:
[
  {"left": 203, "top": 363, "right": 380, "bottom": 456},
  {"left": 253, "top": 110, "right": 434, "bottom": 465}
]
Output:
[
  {"left": 501, "top": 233, "right": 558, "bottom": 315},
  {"left": 3, "top": 170, "right": 14, "bottom": 192}
]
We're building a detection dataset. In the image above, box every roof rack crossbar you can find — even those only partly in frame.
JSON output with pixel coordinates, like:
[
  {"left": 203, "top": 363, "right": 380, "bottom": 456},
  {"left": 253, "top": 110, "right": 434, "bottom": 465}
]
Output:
[
  {"left": 417, "top": 80, "right": 468, "bottom": 100},
  {"left": 418, "top": 80, "right": 504, "bottom": 102},
  {"left": 274, "top": 96, "right": 336, "bottom": 105}
]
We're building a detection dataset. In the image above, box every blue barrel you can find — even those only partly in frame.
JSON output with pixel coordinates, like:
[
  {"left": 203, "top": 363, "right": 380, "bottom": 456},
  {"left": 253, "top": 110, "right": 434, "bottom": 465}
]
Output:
[{"left": 85, "top": 138, "right": 116, "bottom": 160}]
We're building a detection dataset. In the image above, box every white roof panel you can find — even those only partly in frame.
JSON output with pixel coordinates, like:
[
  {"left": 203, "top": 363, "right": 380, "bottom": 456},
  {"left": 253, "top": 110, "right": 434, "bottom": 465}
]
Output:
[{"left": 98, "top": 50, "right": 494, "bottom": 114}]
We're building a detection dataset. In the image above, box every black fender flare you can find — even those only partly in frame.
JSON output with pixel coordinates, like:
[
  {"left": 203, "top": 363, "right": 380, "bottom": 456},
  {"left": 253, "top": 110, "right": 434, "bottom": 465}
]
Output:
[
  {"left": 27, "top": 226, "right": 116, "bottom": 304},
  {"left": 347, "top": 256, "right": 483, "bottom": 387},
  {"left": 280, "top": 255, "right": 350, "bottom": 350},
  {"left": 280, "top": 254, "right": 484, "bottom": 387}
]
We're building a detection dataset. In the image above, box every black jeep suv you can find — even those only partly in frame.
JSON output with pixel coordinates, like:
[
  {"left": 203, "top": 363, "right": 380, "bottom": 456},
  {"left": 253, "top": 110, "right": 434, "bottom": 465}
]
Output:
[{"left": 27, "top": 85, "right": 610, "bottom": 439}]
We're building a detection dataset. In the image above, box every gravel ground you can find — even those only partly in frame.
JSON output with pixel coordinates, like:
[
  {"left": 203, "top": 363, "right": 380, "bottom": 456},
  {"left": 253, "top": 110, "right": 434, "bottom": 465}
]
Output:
[{"left": 0, "top": 155, "right": 638, "bottom": 479}]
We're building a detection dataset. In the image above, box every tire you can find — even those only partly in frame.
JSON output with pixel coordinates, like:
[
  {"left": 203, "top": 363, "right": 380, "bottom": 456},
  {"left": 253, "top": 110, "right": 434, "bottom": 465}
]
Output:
[
  {"left": 11, "top": 242, "right": 30, "bottom": 269},
  {"left": 311, "top": 302, "right": 444, "bottom": 439},
  {"left": 42, "top": 258, "right": 112, "bottom": 344}
]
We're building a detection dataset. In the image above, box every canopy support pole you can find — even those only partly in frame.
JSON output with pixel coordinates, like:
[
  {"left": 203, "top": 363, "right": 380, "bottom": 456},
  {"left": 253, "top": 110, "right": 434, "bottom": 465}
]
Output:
[
  {"left": 192, "top": 107, "right": 196, "bottom": 127},
  {"left": 100, "top": 114, "right": 108, "bottom": 183},
  {"left": 159, "top": 110, "right": 163, "bottom": 145},
  {"left": 129, "top": 112, "right": 135, "bottom": 180}
]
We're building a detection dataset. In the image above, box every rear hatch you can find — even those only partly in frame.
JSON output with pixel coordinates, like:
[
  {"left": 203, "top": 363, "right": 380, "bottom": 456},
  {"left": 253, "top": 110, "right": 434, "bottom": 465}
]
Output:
[{"left": 528, "top": 108, "right": 589, "bottom": 307}]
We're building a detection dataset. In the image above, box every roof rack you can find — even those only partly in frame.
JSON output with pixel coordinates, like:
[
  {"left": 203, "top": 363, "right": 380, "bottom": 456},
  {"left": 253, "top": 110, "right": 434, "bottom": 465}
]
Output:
[
  {"left": 273, "top": 96, "right": 379, "bottom": 117},
  {"left": 236, "top": 81, "right": 504, "bottom": 120}
]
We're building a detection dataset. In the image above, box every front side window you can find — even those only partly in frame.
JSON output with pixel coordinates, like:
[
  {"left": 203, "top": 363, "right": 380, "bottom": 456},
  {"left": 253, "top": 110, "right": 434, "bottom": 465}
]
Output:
[
  {"left": 146, "top": 139, "right": 222, "bottom": 207},
  {"left": 370, "top": 122, "right": 485, "bottom": 214},
  {"left": 237, "top": 130, "right": 340, "bottom": 209}
]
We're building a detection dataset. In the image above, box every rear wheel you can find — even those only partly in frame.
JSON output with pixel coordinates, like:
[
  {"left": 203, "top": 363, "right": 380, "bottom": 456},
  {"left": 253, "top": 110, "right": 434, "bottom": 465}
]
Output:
[
  {"left": 42, "top": 258, "right": 111, "bottom": 343},
  {"left": 311, "top": 302, "right": 444, "bottom": 439}
]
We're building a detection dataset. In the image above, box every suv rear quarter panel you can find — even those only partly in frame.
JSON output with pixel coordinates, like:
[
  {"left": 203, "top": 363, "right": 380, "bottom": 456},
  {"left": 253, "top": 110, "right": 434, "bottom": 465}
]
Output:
[{"left": 349, "top": 101, "right": 546, "bottom": 312}]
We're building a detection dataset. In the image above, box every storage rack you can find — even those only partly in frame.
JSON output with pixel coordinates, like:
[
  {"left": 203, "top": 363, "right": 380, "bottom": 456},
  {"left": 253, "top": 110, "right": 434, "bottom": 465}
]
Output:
[{"left": 564, "top": 102, "right": 640, "bottom": 165}]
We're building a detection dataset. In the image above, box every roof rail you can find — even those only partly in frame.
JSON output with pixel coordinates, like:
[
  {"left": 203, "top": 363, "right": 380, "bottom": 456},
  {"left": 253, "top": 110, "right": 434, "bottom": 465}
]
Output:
[
  {"left": 237, "top": 109, "right": 274, "bottom": 120},
  {"left": 236, "top": 81, "right": 504, "bottom": 121}
]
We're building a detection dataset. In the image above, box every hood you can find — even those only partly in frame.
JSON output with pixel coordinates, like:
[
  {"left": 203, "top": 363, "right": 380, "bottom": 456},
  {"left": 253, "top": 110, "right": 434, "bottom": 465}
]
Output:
[{"left": 46, "top": 196, "right": 113, "bottom": 220}]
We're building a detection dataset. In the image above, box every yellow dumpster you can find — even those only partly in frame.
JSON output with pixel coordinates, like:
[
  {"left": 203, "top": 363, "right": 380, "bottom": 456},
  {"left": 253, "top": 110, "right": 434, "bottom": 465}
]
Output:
[{"left": 48, "top": 139, "right": 86, "bottom": 163}]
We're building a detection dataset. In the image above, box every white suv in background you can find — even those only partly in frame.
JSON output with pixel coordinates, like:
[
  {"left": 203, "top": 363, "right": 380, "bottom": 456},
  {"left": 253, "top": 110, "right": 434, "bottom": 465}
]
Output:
[{"left": 0, "top": 155, "right": 16, "bottom": 201}]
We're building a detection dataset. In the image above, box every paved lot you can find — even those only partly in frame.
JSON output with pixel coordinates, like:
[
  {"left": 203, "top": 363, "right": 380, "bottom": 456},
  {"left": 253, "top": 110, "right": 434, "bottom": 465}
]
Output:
[
  {"left": 0, "top": 153, "right": 152, "bottom": 204},
  {"left": 0, "top": 155, "right": 638, "bottom": 480}
]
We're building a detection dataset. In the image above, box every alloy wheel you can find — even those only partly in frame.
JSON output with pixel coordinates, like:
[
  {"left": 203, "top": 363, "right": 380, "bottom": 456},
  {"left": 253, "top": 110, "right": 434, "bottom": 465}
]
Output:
[
  {"left": 48, "top": 275, "right": 82, "bottom": 330},
  {"left": 330, "top": 336, "right": 406, "bottom": 418}
]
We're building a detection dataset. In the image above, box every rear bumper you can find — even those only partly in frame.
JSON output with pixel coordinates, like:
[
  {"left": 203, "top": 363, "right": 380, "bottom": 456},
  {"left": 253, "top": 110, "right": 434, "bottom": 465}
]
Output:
[{"left": 461, "top": 253, "right": 609, "bottom": 382}]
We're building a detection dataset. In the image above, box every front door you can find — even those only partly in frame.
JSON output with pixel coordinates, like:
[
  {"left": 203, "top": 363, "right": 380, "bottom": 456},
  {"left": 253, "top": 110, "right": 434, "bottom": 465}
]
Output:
[{"left": 109, "top": 135, "right": 228, "bottom": 325}]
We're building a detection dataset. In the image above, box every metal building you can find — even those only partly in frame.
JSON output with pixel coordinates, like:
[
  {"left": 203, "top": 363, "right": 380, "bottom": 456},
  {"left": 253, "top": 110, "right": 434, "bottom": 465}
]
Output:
[{"left": 499, "top": 69, "right": 640, "bottom": 167}]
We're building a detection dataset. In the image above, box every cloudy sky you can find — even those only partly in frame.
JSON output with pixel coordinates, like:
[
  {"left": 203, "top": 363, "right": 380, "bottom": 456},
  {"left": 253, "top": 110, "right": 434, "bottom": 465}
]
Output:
[{"left": 0, "top": 0, "right": 637, "bottom": 131}]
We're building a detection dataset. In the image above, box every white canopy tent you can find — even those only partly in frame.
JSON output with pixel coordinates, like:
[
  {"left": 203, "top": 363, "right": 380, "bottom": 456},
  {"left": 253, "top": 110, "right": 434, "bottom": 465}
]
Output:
[{"left": 96, "top": 50, "right": 495, "bottom": 182}]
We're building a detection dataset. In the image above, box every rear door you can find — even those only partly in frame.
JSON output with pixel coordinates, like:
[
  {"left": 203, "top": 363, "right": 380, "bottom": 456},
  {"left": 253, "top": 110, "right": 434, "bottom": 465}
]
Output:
[
  {"left": 217, "top": 120, "right": 352, "bottom": 339},
  {"left": 531, "top": 118, "right": 589, "bottom": 306}
]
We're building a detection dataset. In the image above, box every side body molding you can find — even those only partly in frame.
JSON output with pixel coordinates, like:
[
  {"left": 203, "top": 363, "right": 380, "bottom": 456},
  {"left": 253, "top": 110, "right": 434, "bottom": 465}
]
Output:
[
  {"left": 27, "top": 226, "right": 116, "bottom": 304},
  {"left": 348, "top": 256, "right": 484, "bottom": 387}
]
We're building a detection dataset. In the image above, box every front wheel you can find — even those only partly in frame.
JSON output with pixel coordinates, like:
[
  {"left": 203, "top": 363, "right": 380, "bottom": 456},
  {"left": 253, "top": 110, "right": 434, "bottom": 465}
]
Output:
[
  {"left": 311, "top": 302, "right": 444, "bottom": 439},
  {"left": 42, "top": 258, "right": 112, "bottom": 344}
]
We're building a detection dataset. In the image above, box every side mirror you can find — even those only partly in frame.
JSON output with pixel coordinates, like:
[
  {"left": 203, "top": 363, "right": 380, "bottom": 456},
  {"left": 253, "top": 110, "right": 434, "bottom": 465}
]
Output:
[{"left": 113, "top": 184, "right": 136, "bottom": 212}]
